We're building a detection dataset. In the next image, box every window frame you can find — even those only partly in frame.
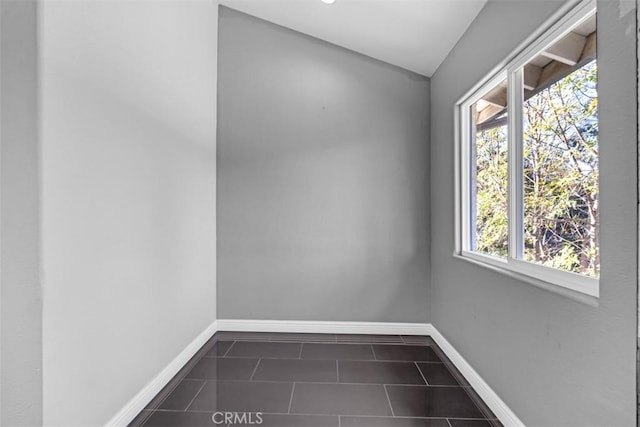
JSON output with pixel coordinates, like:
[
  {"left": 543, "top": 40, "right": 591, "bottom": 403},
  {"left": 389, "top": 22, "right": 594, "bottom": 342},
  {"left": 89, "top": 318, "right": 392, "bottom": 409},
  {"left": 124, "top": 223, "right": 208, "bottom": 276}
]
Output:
[{"left": 454, "top": 0, "right": 599, "bottom": 298}]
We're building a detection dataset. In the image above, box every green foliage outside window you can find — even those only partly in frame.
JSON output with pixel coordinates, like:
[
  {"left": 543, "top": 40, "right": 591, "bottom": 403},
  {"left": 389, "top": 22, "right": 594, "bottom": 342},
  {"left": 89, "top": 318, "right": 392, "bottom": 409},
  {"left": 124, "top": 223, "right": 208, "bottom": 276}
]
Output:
[
  {"left": 474, "top": 60, "right": 599, "bottom": 277},
  {"left": 474, "top": 125, "right": 508, "bottom": 257}
]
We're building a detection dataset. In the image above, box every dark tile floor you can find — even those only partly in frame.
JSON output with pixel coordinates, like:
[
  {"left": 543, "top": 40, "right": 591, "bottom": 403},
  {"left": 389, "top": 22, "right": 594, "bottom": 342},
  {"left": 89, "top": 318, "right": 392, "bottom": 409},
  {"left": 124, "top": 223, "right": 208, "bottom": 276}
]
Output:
[{"left": 130, "top": 333, "right": 502, "bottom": 427}]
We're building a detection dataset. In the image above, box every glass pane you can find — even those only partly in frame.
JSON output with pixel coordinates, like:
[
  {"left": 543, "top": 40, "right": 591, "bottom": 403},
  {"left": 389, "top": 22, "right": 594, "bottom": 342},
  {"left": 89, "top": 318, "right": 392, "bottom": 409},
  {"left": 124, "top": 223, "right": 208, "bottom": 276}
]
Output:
[
  {"left": 522, "top": 59, "right": 599, "bottom": 277},
  {"left": 470, "top": 79, "right": 508, "bottom": 257}
]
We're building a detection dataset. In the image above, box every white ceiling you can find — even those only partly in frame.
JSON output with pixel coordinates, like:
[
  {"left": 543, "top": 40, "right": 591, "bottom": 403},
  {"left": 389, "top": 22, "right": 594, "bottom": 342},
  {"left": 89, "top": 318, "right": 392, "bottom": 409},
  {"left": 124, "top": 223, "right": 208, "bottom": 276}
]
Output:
[{"left": 219, "top": 0, "right": 487, "bottom": 77}]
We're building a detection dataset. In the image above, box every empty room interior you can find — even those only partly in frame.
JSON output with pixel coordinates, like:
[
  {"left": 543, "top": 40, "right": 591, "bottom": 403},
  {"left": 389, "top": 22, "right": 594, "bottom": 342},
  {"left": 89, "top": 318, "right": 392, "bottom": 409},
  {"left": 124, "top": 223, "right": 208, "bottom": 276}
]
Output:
[{"left": 1, "top": 0, "right": 638, "bottom": 426}]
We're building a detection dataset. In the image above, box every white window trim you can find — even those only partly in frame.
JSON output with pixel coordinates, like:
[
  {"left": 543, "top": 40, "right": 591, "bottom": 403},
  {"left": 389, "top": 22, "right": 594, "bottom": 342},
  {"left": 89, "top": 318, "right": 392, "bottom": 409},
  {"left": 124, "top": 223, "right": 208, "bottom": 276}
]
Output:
[{"left": 454, "top": 0, "right": 599, "bottom": 299}]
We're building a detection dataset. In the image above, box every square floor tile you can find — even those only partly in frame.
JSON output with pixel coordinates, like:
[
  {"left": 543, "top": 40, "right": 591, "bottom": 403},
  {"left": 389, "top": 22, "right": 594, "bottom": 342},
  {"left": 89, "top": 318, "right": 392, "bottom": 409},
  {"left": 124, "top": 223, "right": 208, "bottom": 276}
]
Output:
[
  {"left": 339, "top": 361, "right": 425, "bottom": 385},
  {"left": 417, "top": 363, "right": 461, "bottom": 386},
  {"left": 157, "top": 380, "right": 205, "bottom": 410},
  {"left": 204, "top": 341, "right": 234, "bottom": 357},
  {"left": 188, "top": 380, "right": 293, "bottom": 413},
  {"left": 233, "top": 414, "right": 339, "bottom": 427},
  {"left": 290, "top": 383, "right": 393, "bottom": 416},
  {"left": 301, "top": 343, "right": 374, "bottom": 360},
  {"left": 340, "top": 417, "right": 450, "bottom": 427},
  {"left": 226, "top": 341, "right": 302, "bottom": 358},
  {"left": 372, "top": 345, "right": 441, "bottom": 362},
  {"left": 253, "top": 358, "right": 337, "bottom": 382},
  {"left": 385, "top": 386, "right": 484, "bottom": 418},
  {"left": 142, "top": 411, "right": 215, "bottom": 427},
  {"left": 185, "top": 357, "right": 259, "bottom": 380}
]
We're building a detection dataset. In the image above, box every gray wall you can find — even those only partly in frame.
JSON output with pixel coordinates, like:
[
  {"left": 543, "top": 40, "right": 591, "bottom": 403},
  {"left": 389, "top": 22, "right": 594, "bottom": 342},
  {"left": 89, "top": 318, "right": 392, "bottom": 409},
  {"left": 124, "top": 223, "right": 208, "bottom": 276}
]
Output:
[
  {"left": 430, "top": 1, "right": 637, "bottom": 425},
  {"left": 0, "top": 1, "right": 43, "bottom": 425},
  {"left": 40, "top": 1, "right": 218, "bottom": 424},
  {"left": 217, "top": 7, "right": 430, "bottom": 322}
]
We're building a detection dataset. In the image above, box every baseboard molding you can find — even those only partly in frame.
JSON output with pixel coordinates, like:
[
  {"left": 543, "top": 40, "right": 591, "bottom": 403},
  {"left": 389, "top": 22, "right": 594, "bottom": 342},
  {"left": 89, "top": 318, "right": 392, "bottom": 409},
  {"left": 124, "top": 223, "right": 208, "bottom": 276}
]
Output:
[
  {"left": 106, "top": 320, "right": 219, "bottom": 427},
  {"left": 427, "top": 325, "right": 525, "bottom": 427},
  {"left": 216, "top": 319, "right": 431, "bottom": 336}
]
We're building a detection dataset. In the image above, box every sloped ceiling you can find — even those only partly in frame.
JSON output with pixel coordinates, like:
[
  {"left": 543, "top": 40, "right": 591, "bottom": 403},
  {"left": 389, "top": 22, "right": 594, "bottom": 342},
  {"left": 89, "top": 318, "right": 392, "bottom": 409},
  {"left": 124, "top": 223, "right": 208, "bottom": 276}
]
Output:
[{"left": 220, "top": 0, "right": 487, "bottom": 77}]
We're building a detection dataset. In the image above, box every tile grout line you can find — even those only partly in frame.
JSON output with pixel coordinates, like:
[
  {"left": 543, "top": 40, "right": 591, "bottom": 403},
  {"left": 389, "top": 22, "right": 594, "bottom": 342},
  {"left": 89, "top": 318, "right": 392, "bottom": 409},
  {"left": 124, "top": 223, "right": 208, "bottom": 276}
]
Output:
[
  {"left": 249, "top": 359, "right": 261, "bottom": 381},
  {"left": 216, "top": 338, "right": 428, "bottom": 346},
  {"left": 446, "top": 419, "right": 454, "bottom": 427},
  {"left": 144, "top": 357, "right": 212, "bottom": 414},
  {"left": 155, "top": 408, "right": 490, "bottom": 421},
  {"left": 183, "top": 380, "right": 207, "bottom": 412},
  {"left": 205, "top": 355, "right": 445, "bottom": 363},
  {"left": 382, "top": 384, "right": 395, "bottom": 417},
  {"left": 415, "top": 361, "right": 429, "bottom": 386},
  {"left": 143, "top": 384, "right": 177, "bottom": 414},
  {"left": 298, "top": 343, "right": 304, "bottom": 360},
  {"left": 287, "top": 382, "right": 296, "bottom": 414},
  {"left": 222, "top": 340, "right": 236, "bottom": 357},
  {"left": 131, "top": 409, "right": 154, "bottom": 427},
  {"left": 370, "top": 344, "right": 377, "bottom": 361},
  {"left": 180, "top": 378, "right": 467, "bottom": 387},
  {"left": 336, "top": 360, "right": 340, "bottom": 383}
]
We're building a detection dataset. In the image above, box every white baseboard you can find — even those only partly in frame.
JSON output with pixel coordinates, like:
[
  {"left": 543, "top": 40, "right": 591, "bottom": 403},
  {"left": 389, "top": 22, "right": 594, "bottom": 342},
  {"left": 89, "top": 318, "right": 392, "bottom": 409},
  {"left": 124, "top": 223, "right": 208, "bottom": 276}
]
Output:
[
  {"left": 427, "top": 325, "right": 525, "bottom": 427},
  {"left": 106, "top": 320, "right": 219, "bottom": 427},
  {"left": 107, "top": 319, "right": 522, "bottom": 427},
  {"left": 216, "top": 319, "right": 431, "bottom": 336}
]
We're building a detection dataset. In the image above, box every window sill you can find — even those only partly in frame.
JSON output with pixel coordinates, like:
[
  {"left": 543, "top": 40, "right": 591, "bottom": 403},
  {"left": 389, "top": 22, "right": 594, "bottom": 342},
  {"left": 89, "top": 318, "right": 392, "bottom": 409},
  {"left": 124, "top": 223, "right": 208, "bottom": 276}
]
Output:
[{"left": 453, "top": 252, "right": 600, "bottom": 307}]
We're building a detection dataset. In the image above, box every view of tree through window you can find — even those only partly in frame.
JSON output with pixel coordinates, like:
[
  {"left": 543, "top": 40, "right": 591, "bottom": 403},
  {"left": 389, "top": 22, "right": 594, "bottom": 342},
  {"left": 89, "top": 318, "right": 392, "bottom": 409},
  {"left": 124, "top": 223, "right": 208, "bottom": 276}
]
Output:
[
  {"left": 471, "top": 60, "right": 599, "bottom": 277},
  {"left": 473, "top": 121, "right": 508, "bottom": 257},
  {"left": 461, "top": 9, "right": 598, "bottom": 294},
  {"left": 523, "top": 60, "right": 598, "bottom": 277}
]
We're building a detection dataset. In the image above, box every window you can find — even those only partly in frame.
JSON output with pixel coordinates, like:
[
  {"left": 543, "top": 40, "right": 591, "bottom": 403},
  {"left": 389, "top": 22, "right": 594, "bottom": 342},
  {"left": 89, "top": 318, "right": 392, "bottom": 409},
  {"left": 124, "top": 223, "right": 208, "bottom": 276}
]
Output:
[{"left": 455, "top": 0, "right": 598, "bottom": 297}]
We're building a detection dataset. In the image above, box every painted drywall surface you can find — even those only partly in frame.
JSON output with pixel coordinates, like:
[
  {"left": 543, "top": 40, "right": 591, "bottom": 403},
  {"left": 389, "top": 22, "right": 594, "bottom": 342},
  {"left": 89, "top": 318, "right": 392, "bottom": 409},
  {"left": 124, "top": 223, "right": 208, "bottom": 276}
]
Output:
[
  {"left": 217, "top": 7, "right": 430, "bottom": 322},
  {"left": 40, "top": 2, "right": 218, "bottom": 425},
  {"left": 430, "top": 0, "right": 637, "bottom": 425},
  {"left": 0, "top": 1, "right": 43, "bottom": 425}
]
